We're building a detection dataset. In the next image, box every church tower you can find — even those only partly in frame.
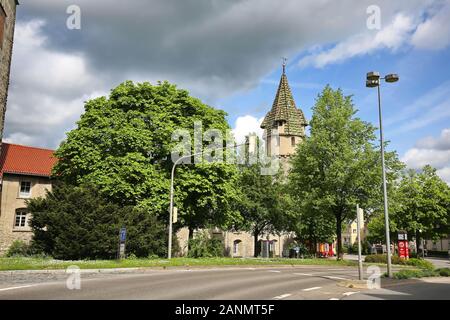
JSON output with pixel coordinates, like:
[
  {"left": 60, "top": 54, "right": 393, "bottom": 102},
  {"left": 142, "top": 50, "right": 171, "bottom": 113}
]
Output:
[{"left": 260, "top": 60, "right": 308, "bottom": 165}]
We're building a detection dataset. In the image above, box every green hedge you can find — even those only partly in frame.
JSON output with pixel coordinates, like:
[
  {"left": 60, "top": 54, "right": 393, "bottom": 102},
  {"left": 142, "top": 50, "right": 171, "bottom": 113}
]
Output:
[{"left": 364, "top": 254, "right": 434, "bottom": 270}]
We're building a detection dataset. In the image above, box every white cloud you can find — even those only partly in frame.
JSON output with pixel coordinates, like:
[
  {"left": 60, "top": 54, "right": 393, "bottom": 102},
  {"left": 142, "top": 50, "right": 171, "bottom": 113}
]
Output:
[
  {"left": 299, "top": 13, "right": 415, "bottom": 68},
  {"left": 4, "top": 20, "right": 105, "bottom": 149},
  {"left": 402, "top": 128, "right": 450, "bottom": 183},
  {"left": 437, "top": 167, "right": 450, "bottom": 184},
  {"left": 411, "top": 0, "right": 450, "bottom": 50},
  {"left": 232, "top": 115, "right": 264, "bottom": 144},
  {"left": 299, "top": 1, "right": 450, "bottom": 68}
]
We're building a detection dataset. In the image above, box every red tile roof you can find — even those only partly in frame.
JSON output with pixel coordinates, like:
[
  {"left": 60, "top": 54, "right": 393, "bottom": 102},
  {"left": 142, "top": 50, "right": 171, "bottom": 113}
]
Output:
[{"left": 0, "top": 142, "right": 57, "bottom": 179}]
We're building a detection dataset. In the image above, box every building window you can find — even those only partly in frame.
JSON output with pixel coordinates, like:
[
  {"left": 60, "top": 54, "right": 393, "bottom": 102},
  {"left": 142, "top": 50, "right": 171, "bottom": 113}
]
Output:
[
  {"left": 0, "top": 4, "right": 5, "bottom": 49},
  {"left": 291, "top": 137, "right": 295, "bottom": 146},
  {"left": 19, "top": 181, "right": 32, "bottom": 198},
  {"left": 14, "top": 210, "right": 28, "bottom": 228}
]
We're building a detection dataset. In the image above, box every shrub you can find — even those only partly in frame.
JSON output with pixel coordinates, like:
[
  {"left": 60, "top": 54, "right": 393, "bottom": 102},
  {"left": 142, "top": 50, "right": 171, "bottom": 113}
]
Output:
[
  {"left": 436, "top": 268, "right": 450, "bottom": 277},
  {"left": 5, "top": 240, "right": 31, "bottom": 257},
  {"left": 393, "top": 269, "right": 437, "bottom": 279},
  {"left": 406, "top": 258, "right": 434, "bottom": 270},
  {"left": 28, "top": 183, "right": 174, "bottom": 260},
  {"left": 364, "top": 254, "right": 434, "bottom": 270},
  {"left": 188, "top": 231, "right": 223, "bottom": 258}
]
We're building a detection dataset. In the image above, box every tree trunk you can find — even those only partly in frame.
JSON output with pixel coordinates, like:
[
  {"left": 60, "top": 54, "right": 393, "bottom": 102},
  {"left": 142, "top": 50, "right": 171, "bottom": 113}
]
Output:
[
  {"left": 187, "top": 226, "right": 194, "bottom": 253},
  {"left": 415, "top": 230, "right": 419, "bottom": 254},
  {"left": 336, "top": 213, "right": 343, "bottom": 260},
  {"left": 253, "top": 229, "right": 260, "bottom": 257}
]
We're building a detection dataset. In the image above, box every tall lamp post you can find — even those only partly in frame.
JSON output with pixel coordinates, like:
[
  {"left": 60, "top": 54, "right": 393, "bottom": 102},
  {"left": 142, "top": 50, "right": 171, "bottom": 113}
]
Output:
[
  {"left": 167, "top": 141, "right": 251, "bottom": 259},
  {"left": 366, "top": 71, "right": 399, "bottom": 278}
]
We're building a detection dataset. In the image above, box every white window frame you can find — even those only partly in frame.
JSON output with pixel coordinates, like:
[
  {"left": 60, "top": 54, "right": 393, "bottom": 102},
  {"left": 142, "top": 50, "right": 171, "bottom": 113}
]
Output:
[
  {"left": 14, "top": 210, "right": 28, "bottom": 228},
  {"left": 19, "top": 181, "right": 32, "bottom": 198}
]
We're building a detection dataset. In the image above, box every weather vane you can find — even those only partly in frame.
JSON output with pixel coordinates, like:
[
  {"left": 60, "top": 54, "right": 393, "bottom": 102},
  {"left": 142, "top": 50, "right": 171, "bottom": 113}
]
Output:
[{"left": 282, "top": 57, "right": 287, "bottom": 73}]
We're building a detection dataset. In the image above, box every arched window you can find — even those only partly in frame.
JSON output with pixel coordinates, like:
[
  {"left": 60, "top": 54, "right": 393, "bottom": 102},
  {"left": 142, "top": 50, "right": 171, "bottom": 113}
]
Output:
[{"left": 233, "top": 240, "right": 241, "bottom": 255}]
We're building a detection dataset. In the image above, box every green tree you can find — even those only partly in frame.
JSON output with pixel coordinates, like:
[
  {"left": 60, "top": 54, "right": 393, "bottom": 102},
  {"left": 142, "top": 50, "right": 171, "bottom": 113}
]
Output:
[
  {"left": 288, "top": 86, "right": 403, "bottom": 259},
  {"left": 28, "top": 182, "right": 176, "bottom": 259},
  {"left": 53, "top": 81, "right": 241, "bottom": 237},
  {"left": 235, "top": 143, "right": 286, "bottom": 256},
  {"left": 393, "top": 166, "right": 450, "bottom": 251}
]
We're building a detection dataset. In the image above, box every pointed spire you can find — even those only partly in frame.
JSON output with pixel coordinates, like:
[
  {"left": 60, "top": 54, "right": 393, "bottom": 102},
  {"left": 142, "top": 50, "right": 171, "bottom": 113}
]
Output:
[{"left": 261, "top": 61, "right": 308, "bottom": 137}]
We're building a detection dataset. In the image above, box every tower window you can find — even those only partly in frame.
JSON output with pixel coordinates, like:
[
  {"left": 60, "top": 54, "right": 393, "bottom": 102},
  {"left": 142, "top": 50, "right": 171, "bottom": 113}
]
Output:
[{"left": 291, "top": 137, "right": 295, "bottom": 146}]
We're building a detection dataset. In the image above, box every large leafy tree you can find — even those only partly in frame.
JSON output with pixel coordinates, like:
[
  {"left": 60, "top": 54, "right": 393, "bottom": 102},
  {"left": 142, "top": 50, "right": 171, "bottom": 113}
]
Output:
[
  {"left": 288, "top": 86, "right": 403, "bottom": 259},
  {"left": 53, "top": 81, "right": 241, "bottom": 236},
  {"left": 393, "top": 166, "right": 450, "bottom": 250}
]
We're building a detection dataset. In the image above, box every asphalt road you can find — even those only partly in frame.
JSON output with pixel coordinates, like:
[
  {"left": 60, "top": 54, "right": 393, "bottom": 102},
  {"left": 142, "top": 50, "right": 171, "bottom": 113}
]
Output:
[{"left": 1, "top": 265, "right": 449, "bottom": 300}]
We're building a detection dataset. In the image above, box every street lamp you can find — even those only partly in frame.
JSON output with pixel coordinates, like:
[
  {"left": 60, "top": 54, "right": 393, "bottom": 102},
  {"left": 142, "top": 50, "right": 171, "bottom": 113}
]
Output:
[
  {"left": 366, "top": 71, "right": 399, "bottom": 278},
  {"left": 167, "top": 140, "right": 252, "bottom": 259}
]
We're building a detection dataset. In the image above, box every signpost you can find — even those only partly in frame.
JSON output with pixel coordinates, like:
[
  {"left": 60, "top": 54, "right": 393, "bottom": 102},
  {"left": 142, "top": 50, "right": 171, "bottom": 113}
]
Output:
[
  {"left": 118, "top": 227, "right": 126, "bottom": 259},
  {"left": 398, "top": 231, "right": 409, "bottom": 260},
  {"left": 356, "top": 205, "right": 364, "bottom": 280}
]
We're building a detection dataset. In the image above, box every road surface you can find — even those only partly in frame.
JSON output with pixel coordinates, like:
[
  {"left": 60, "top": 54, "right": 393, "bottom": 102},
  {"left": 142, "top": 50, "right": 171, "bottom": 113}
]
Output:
[{"left": 1, "top": 265, "right": 449, "bottom": 300}]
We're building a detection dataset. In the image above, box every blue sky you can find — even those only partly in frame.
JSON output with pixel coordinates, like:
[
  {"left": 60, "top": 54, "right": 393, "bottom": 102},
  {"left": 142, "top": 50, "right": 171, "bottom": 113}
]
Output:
[
  {"left": 4, "top": 0, "right": 450, "bottom": 183},
  {"left": 223, "top": 45, "right": 450, "bottom": 158}
]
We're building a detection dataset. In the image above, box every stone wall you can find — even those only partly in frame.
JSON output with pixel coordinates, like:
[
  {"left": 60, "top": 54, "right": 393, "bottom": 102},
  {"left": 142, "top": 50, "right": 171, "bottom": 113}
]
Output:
[
  {"left": 175, "top": 226, "right": 296, "bottom": 258},
  {"left": 0, "top": 0, "right": 17, "bottom": 142},
  {"left": 0, "top": 173, "right": 52, "bottom": 254}
]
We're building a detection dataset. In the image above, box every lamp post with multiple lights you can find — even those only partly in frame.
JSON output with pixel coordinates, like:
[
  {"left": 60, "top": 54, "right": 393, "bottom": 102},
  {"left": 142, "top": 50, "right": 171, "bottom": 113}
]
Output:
[{"left": 366, "top": 71, "right": 399, "bottom": 278}]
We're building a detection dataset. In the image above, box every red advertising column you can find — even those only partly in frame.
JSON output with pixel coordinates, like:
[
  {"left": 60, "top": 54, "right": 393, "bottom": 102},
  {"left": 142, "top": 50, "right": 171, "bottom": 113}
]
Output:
[{"left": 398, "top": 231, "right": 409, "bottom": 260}]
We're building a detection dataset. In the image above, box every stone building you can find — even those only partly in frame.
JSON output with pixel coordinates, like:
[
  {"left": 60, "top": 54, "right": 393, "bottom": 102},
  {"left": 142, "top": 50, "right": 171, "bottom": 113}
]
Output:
[
  {"left": 0, "top": 142, "right": 56, "bottom": 254},
  {"left": 177, "top": 63, "right": 308, "bottom": 257},
  {"left": 0, "top": 0, "right": 18, "bottom": 143}
]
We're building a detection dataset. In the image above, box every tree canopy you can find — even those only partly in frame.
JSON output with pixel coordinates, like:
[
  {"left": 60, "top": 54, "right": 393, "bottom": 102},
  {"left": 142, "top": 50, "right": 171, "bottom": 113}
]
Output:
[
  {"left": 288, "top": 86, "right": 403, "bottom": 258},
  {"left": 53, "top": 81, "right": 242, "bottom": 233}
]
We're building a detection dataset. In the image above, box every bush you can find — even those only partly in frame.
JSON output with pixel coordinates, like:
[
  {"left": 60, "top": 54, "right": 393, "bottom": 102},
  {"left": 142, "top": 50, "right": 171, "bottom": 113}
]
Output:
[
  {"left": 5, "top": 240, "right": 31, "bottom": 257},
  {"left": 394, "top": 269, "right": 437, "bottom": 279},
  {"left": 188, "top": 231, "right": 223, "bottom": 258},
  {"left": 406, "top": 258, "right": 434, "bottom": 270},
  {"left": 28, "top": 183, "right": 174, "bottom": 260},
  {"left": 436, "top": 268, "right": 450, "bottom": 277},
  {"left": 364, "top": 254, "right": 434, "bottom": 270}
]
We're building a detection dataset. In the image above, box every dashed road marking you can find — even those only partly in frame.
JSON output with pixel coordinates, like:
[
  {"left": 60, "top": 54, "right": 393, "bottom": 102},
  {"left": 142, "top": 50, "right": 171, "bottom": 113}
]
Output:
[
  {"left": 268, "top": 270, "right": 281, "bottom": 273},
  {"left": 329, "top": 298, "right": 340, "bottom": 300},
  {"left": 293, "top": 273, "right": 313, "bottom": 276},
  {"left": 302, "top": 286, "right": 321, "bottom": 292},
  {"left": 324, "top": 276, "right": 348, "bottom": 280},
  {"left": 273, "top": 293, "right": 291, "bottom": 300},
  {"left": 343, "top": 291, "right": 359, "bottom": 296},
  {"left": 0, "top": 284, "right": 37, "bottom": 292}
]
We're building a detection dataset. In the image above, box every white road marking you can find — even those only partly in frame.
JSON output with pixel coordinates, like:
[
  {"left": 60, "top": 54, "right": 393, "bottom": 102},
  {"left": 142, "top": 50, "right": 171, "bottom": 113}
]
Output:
[
  {"left": 343, "top": 291, "right": 359, "bottom": 296},
  {"left": 293, "top": 273, "right": 313, "bottom": 276},
  {"left": 324, "top": 276, "right": 348, "bottom": 280},
  {"left": 273, "top": 293, "right": 291, "bottom": 300},
  {"left": 268, "top": 270, "right": 281, "bottom": 273},
  {"left": 302, "top": 286, "right": 321, "bottom": 292},
  {"left": 329, "top": 298, "right": 340, "bottom": 300},
  {"left": 0, "top": 284, "right": 37, "bottom": 292}
]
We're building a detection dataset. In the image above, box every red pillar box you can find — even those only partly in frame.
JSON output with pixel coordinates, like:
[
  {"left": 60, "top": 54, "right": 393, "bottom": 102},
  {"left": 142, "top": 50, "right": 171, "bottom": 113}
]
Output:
[{"left": 398, "top": 231, "right": 409, "bottom": 260}]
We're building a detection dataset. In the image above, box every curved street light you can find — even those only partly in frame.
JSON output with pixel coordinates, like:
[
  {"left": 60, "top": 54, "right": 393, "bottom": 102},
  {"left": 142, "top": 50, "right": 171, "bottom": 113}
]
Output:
[{"left": 366, "top": 71, "right": 399, "bottom": 278}]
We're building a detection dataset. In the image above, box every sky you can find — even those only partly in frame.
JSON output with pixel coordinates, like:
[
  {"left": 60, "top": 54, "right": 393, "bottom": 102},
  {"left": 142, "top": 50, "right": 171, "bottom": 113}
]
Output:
[{"left": 4, "top": 0, "right": 450, "bottom": 183}]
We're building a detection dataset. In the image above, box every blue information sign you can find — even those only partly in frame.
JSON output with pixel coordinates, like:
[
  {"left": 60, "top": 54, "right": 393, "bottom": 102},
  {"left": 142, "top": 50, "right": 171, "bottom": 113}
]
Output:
[{"left": 120, "top": 228, "right": 126, "bottom": 243}]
